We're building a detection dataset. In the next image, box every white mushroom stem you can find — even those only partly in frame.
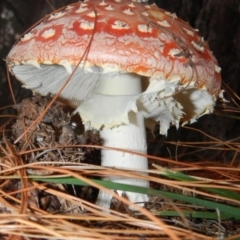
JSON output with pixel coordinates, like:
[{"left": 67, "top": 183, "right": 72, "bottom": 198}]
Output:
[
  {"left": 98, "top": 111, "right": 149, "bottom": 208},
  {"left": 78, "top": 73, "right": 149, "bottom": 208}
]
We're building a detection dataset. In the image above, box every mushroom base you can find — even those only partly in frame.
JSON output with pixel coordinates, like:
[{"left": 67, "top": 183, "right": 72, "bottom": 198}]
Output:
[{"left": 96, "top": 111, "right": 149, "bottom": 209}]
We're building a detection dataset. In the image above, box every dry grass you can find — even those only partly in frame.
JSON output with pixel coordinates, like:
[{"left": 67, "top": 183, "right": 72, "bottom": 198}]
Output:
[
  {"left": 1, "top": 2, "right": 240, "bottom": 238},
  {"left": 0, "top": 92, "right": 240, "bottom": 240}
]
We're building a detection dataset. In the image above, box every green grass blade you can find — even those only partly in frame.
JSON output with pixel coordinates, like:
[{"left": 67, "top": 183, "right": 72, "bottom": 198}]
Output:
[
  {"left": 158, "top": 210, "right": 230, "bottom": 220},
  {"left": 32, "top": 176, "right": 240, "bottom": 220},
  {"left": 162, "top": 168, "right": 240, "bottom": 201}
]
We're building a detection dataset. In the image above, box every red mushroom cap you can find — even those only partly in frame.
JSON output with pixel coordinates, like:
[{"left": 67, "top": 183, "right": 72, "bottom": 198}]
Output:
[{"left": 7, "top": 0, "right": 221, "bottom": 97}]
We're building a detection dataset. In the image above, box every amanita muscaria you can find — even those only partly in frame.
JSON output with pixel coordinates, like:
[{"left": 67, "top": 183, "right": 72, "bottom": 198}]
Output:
[{"left": 7, "top": 0, "right": 221, "bottom": 208}]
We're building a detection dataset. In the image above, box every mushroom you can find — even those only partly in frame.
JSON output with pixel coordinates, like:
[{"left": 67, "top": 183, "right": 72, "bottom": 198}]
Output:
[{"left": 7, "top": 0, "right": 221, "bottom": 209}]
